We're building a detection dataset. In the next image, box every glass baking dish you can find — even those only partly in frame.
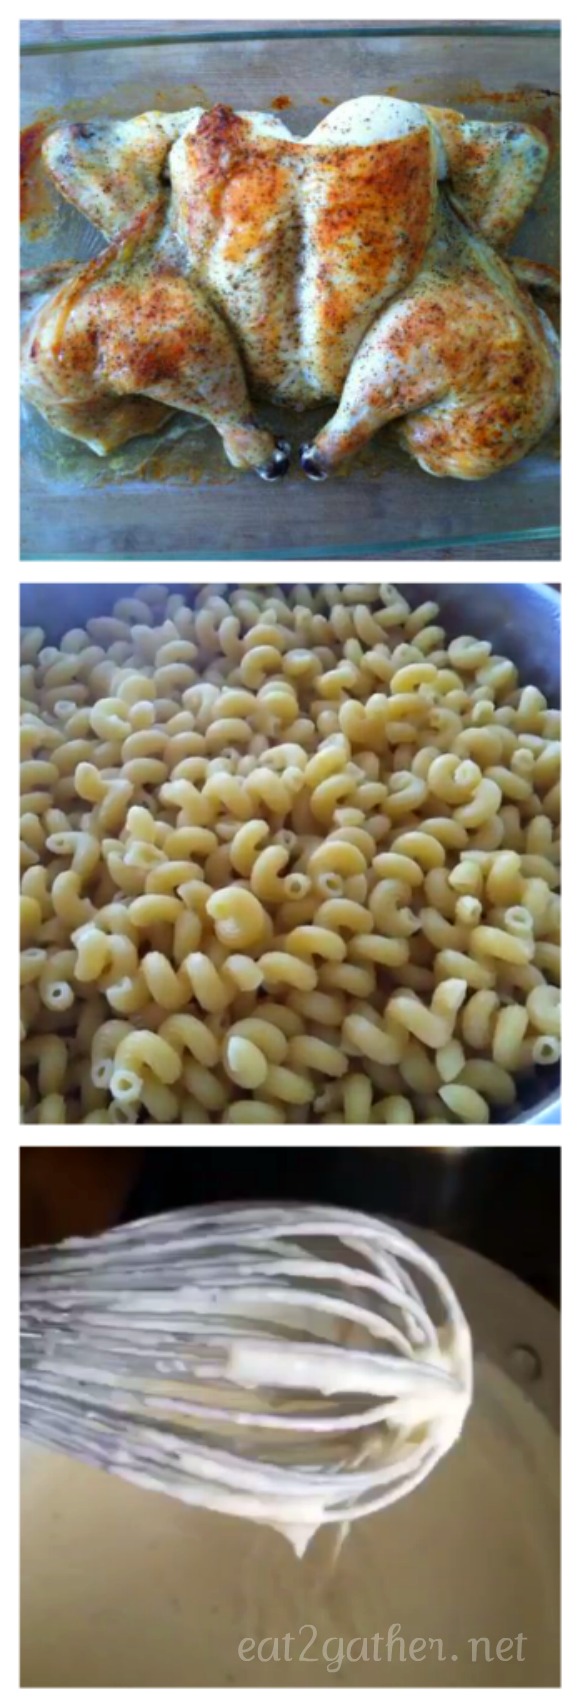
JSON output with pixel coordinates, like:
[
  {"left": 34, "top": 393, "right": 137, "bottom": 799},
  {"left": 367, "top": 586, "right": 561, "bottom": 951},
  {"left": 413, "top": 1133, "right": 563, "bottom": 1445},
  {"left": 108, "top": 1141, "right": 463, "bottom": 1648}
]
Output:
[
  {"left": 19, "top": 578, "right": 561, "bottom": 1124},
  {"left": 20, "top": 25, "right": 561, "bottom": 561}
]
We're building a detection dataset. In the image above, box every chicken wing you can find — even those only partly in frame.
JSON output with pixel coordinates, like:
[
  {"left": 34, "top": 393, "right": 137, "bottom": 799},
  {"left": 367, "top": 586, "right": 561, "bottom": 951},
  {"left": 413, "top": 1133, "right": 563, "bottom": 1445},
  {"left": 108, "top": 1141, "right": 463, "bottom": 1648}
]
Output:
[{"left": 423, "top": 105, "right": 549, "bottom": 248}]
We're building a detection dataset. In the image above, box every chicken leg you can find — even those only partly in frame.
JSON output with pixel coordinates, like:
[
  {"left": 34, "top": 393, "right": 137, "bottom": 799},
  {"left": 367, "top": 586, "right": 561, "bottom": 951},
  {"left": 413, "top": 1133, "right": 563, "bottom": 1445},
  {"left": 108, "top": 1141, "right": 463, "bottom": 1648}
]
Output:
[
  {"left": 300, "top": 203, "right": 559, "bottom": 481},
  {"left": 21, "top": 205, "right": 289, "bottom": 477}
]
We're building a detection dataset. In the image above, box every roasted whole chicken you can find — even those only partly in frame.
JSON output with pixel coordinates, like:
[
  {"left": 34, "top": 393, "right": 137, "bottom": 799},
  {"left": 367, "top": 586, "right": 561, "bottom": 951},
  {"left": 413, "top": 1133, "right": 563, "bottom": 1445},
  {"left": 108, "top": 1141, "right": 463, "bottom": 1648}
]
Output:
[{"left": 21, "top": 96, "right": 560, "bottom": 481}]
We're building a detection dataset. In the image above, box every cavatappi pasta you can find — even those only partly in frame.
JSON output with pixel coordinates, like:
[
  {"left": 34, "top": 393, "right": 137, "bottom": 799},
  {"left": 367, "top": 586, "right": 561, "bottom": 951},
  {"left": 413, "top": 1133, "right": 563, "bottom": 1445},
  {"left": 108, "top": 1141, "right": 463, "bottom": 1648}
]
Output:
[{"left": 20, "top": 584, "right": 561, "bottom": 1124}]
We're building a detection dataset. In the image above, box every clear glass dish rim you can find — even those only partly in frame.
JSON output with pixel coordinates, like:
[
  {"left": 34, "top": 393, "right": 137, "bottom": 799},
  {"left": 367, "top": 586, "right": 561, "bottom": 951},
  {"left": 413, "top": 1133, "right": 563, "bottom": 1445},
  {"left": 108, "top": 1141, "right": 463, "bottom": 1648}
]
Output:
[
  {"left": 21, "top": 22, "right": 561, "bottom": 56},
  {"left": 28, "top": 525, "right": 560, "bottom": 562}
]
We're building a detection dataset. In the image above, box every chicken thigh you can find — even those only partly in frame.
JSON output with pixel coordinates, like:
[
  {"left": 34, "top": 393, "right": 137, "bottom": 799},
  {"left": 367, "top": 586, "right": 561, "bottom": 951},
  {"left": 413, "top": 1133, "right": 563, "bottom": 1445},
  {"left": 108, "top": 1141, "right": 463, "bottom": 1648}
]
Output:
[{"left": 21, "top": 95, "right": 559, "bottom": 480}]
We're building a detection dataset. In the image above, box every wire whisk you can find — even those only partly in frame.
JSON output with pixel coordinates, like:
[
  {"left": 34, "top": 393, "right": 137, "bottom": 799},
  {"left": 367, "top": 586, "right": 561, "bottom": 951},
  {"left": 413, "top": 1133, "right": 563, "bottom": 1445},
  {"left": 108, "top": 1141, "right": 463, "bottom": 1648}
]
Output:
[{"left": 21, "top": 1202, "right": 473, "bottom": 1556}]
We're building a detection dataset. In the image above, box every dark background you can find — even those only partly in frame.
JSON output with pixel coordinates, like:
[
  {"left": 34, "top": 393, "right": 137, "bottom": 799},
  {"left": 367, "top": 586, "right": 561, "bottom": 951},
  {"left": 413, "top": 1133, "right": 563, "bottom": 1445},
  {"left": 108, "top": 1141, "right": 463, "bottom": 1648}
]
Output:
[{"left": 21, "top": 1146, "right": 559, "bottom": 1306}]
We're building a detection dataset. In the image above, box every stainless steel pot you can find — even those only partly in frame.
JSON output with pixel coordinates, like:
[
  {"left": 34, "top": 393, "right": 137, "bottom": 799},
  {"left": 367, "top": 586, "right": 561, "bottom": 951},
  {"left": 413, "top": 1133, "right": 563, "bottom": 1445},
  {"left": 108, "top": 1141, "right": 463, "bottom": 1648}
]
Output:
[{"left": 20, "top": 582, "right": 561, "bottom": 1125}]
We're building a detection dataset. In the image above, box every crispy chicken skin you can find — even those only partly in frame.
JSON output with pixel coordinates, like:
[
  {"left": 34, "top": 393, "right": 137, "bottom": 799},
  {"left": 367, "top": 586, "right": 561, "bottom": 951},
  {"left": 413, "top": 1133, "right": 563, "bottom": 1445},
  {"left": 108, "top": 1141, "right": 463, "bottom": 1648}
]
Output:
[{"left": 21, "top": 95, "right": 559, "bottom": 480}]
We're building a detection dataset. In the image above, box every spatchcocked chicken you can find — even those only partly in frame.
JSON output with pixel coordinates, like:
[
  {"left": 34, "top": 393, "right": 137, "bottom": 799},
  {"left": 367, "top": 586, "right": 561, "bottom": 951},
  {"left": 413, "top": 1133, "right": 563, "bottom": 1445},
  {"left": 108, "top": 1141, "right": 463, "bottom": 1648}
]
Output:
[{"left": 21, "top": 96, "right": 560, "bottom": 481}]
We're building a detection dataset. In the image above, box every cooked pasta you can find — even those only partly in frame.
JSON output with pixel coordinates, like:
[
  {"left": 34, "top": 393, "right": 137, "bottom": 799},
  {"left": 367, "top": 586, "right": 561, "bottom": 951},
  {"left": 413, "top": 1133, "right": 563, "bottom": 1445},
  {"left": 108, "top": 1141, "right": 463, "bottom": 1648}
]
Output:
[{"left": 20, "top": 584, "right": 561, "bottom": 1124}]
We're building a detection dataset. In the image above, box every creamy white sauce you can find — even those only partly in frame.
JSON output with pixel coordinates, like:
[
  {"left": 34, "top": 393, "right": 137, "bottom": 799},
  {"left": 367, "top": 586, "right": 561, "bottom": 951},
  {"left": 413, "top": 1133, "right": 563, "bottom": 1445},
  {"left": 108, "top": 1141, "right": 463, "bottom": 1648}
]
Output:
[{"left": 21, "top": 1356, "right": 559, "bottom": 1687}]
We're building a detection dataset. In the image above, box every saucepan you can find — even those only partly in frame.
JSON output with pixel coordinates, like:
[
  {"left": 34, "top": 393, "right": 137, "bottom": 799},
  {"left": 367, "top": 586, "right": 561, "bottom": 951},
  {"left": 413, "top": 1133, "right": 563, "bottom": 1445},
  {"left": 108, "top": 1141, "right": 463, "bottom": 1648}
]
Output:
[{"left": 20, "top": 1145, "right": 560, "bottom": 1687}]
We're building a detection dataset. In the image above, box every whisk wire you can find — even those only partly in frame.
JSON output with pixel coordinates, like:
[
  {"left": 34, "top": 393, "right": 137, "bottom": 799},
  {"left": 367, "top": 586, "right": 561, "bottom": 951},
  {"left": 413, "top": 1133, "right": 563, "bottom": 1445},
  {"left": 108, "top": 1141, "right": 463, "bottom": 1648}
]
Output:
[{"left": 21, "top": 1203, "right": 472, "bottom": 1556}]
